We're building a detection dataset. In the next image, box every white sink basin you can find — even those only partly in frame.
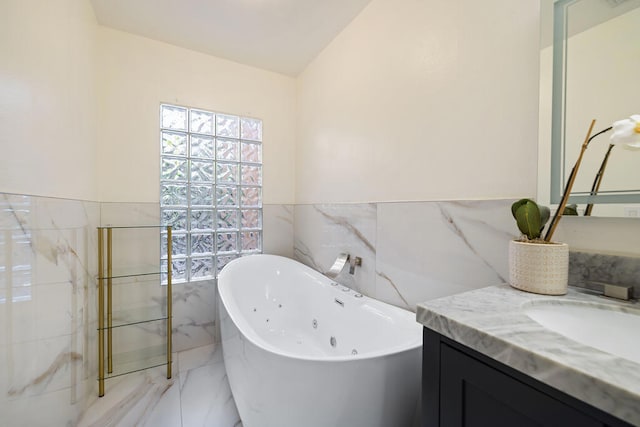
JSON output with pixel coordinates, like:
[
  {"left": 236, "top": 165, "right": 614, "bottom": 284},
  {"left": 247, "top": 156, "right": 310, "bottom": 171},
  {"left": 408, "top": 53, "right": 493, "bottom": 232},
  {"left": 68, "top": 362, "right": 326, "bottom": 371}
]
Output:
[{"left": 524, "top": 301, "right": 640, "bottom": 364}]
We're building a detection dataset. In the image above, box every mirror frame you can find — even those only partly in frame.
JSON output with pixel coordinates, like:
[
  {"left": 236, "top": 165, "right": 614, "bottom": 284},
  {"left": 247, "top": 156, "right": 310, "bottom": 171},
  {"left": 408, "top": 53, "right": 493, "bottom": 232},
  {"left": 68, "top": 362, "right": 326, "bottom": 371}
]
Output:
[{"left": 551, "top": 0, "right": 640, "bottom": 205}]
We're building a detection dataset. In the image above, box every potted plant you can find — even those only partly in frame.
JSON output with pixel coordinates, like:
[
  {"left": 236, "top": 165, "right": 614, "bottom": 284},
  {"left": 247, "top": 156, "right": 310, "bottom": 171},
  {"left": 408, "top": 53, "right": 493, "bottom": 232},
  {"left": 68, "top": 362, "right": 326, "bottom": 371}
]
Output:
[
  {"left": 509, "top": 114, "right": 640, "bottom": 295},
  {"left": 509, "top": 198, "right": 569, "bottom": 295}
]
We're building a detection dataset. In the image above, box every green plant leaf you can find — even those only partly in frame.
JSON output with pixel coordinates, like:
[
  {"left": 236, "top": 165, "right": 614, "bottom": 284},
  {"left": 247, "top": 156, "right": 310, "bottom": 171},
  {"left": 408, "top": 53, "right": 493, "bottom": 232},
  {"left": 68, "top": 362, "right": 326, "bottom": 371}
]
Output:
[
  {"left": 511, "top": 198, "right": 532, "bottom": 220},
  {"left": 514, "top": 200, "right": 542, "bottom": 239}
]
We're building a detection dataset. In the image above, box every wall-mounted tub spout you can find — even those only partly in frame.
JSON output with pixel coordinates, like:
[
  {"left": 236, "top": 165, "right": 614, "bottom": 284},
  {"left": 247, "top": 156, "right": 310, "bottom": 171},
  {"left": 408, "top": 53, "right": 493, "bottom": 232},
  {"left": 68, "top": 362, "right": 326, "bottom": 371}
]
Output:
[
  {"left": 326, "top": 253, "right": 349, "bottom": 278},
  {"left": 326, "top": 253, "right": 362, "bottom": 278}
]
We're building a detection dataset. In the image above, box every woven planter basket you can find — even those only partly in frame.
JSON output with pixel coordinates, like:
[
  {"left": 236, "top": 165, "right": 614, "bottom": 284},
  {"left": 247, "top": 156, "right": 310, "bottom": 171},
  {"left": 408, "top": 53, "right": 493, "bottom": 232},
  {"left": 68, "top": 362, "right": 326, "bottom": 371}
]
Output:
[{"left": 508, "top": 240, "right": 568, "bottom": 295}]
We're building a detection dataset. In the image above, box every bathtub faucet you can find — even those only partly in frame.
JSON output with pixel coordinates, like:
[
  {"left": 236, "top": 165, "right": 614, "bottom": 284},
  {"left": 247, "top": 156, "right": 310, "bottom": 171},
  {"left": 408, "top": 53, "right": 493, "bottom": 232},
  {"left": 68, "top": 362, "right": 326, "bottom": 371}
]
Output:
[{"left": 326, "top": 253, "right": 362, "bottom": 278}]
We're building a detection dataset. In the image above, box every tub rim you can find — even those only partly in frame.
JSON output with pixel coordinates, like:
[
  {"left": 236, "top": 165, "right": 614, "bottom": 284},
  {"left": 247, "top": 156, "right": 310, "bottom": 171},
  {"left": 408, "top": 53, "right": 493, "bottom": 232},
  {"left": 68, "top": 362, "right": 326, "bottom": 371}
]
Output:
[{"left": 217, "top": 254, "right": 422, "bottom": 363}]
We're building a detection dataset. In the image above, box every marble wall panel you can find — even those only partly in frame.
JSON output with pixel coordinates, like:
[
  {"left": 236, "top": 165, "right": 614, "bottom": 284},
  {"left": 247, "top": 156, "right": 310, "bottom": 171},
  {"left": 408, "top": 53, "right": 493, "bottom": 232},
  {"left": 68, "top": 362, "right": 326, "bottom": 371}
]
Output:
[
  {"left": 294, "top": 203, "right": 377, "bottom": 296},
  {"left": 569, "top": 250, "right": 640, "bottom": 296},
  {"left": 100, "top": 203, "right": 217, "bottom": 352},
  {"left": 291, "top": 200, "right": 518, "bottom": 311},
  {"left": 0, "top": 193, "right": 100, "bottom": 426},
  {"left": 0, "top": 196, "right": 216, "bottom": 425},
  {"left": 376, "top": 200, "right": 515, "bottom": 310},
  {"left": 292, "top": 199, "right": 640, "bottom": 313},
  {"left": 2, "top": 190, "right": 637, "bottom": 426},
  {"left": 172, "top": 279, "right": 216, "bottom": 352}
]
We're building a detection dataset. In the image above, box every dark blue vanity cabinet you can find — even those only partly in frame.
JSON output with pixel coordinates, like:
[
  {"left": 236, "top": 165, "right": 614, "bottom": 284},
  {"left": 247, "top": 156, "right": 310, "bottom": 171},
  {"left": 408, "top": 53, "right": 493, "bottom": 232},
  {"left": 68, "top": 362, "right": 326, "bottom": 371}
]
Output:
[{"left": 421, "top": 328, "right": 633, "bottom": 427}]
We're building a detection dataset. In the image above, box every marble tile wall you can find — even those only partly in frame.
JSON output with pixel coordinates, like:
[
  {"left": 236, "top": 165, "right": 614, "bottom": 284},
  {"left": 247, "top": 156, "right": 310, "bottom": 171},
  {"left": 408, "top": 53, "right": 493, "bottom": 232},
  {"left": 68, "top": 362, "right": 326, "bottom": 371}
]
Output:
[
  {"left": 2, "top": 191, "right": 637, "bottom": 425},
  {"left": 0, "top": 194, "right": 293, "bottom": 425},
  {"left": 569, "top": 250, "right": 640, "bottom": 297},
  {"left": 100, "top": 202, "right": 216, "bottom": 353},
  {"left": 294, "top": 200, "right": 517, "bottom": 311},
  {"left": 0, "top": 193, "right": 100, "bottom": 425},
  {"left": 294, "top": 200, "right": 640, "bottom": 311},
  {"left": 294, "top": 204, "right": 377, "bottom": 296}
]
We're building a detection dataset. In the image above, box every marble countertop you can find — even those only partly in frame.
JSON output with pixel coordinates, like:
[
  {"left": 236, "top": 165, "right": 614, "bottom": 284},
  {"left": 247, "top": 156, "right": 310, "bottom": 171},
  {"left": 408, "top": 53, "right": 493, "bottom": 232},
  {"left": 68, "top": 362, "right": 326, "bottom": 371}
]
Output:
[{"left": 416, "top": 285, "right": 640, "bottom": 426}]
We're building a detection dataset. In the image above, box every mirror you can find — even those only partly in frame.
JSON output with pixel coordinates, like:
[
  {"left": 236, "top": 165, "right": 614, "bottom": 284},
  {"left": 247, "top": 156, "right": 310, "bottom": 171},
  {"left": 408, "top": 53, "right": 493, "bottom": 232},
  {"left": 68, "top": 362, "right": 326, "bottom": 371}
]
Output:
[{"left": 539, "top": 0, "right": 640, "bottom": 217}]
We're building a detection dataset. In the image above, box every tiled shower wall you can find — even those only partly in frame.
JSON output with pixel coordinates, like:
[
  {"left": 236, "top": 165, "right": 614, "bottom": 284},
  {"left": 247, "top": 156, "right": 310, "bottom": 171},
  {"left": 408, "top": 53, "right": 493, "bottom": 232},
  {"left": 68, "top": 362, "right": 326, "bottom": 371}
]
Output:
[
  {"left": 0, "top": 193, "right": 294, "bottom": 425},
  {"left": 294, "top": 200, "right": 516, "bottom": 311},
  {"left": 3, "top": 191, "right": 636, "bottom": 425},
  {"left": 0, "top": 193, "right": 100, "bottom": 425}
]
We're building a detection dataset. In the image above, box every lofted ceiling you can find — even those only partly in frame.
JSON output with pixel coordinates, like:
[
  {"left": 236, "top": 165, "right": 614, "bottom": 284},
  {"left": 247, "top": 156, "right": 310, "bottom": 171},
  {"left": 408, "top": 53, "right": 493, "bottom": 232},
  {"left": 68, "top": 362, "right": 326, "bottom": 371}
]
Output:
[{"left": 90, "top": 0, "right": 373, "bottom": 76}]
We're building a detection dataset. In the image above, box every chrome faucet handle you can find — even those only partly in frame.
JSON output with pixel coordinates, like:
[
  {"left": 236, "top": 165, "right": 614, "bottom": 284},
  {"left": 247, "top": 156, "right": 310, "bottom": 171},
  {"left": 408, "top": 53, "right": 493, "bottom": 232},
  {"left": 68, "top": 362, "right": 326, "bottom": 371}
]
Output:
[
  {"left": 349, "top": 256, "right": 362, "bottom": 275},
  {"left": 326, "top": 253, "right": 350, "bottom": 279},
  {"left": 588, "top": 281, "right": 635, "bottom": 301},
  {"left": 603, "top": 283, "right": 634, "bottom": 301}
]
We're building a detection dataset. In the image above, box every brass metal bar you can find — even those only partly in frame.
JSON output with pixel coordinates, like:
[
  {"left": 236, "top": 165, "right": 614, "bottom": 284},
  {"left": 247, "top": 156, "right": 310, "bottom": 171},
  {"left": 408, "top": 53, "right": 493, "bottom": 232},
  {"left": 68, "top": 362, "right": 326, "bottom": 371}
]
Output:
[
  {"left": 107, "top": 228, "right": 113, "bottom": 374},
  {"left": 166, "top": 226, "right": 172, "bottom": 379},
  {"left": 98, "top": 228, "right": 105, "bottom": 397}
]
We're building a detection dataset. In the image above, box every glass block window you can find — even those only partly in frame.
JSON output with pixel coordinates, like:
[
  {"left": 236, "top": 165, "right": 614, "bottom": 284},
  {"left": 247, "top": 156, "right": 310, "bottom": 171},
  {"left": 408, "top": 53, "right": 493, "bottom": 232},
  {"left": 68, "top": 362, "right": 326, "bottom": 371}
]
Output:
[{"left": 160, "top": 104, "right": 262, "bottom": 283}]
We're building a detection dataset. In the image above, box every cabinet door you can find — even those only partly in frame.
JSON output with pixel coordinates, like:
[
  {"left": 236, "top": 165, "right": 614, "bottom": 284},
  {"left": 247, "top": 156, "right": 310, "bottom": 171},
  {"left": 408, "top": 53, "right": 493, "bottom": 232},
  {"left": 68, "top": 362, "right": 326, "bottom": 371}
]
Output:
[{"left": 440, "top": 344, "right": 603, "bottom": 427}]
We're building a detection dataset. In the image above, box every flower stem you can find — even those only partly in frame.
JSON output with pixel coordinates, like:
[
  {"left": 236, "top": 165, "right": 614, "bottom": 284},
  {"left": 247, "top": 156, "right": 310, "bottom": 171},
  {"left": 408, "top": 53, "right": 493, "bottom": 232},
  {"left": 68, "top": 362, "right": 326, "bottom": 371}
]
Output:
[
  {"left": 544, "top": 119, "right": 596, "bottom": 242},
  {"left": 586, "top": 126, "right": 613, "bottom": 147},
  {"left": 584, "top": 140, "right": 614, "bottom": 216}
]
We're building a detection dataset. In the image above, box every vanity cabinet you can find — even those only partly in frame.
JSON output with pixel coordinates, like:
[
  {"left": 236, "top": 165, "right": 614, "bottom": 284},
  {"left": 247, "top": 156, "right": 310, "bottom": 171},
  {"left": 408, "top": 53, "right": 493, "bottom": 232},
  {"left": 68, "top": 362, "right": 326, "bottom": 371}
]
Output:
[{"left": 422, "top": 328, "right": 633, "bottom": 427}]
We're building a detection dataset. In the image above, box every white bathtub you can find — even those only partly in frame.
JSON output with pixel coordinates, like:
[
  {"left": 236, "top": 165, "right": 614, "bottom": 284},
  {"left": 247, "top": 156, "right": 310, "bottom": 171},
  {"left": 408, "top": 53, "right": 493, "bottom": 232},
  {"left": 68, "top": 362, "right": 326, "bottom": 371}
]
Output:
[{"left": 218, "top": 254, "right": 422, "bottom": 427}]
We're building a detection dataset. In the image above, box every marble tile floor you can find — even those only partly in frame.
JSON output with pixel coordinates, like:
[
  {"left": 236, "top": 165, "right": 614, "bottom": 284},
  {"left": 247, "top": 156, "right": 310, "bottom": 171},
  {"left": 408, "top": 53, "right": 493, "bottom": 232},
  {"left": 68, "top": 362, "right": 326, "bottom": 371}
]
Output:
[{"left": 77, "top": 344, "right": 242, "bottom": 427}]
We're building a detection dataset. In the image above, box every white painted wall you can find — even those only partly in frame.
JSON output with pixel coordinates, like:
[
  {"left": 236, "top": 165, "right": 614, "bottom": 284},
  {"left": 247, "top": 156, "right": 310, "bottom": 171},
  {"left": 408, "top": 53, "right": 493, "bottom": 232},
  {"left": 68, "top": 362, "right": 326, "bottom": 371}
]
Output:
[
  {"left": 96, "top": 27, "right": 297, "bottom": 204},
  {"left": 2, "top": 0, "right": 637, "bottom": 259},
  {"left": 295, "top": 0, "right": 541, "bottom": 204},
  {"left": 0, "top": 0, "right": 296, "bottom": 204},
  {"left": 0, "top": 0, "right": 99, "bottom": 200}
]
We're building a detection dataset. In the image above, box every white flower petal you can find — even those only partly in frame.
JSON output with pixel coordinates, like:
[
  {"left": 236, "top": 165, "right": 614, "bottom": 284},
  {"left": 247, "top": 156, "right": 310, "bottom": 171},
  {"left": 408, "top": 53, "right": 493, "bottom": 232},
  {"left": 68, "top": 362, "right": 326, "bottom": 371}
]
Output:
[{"left": 610, "top": 114, "right": 640, "bottom": 147}]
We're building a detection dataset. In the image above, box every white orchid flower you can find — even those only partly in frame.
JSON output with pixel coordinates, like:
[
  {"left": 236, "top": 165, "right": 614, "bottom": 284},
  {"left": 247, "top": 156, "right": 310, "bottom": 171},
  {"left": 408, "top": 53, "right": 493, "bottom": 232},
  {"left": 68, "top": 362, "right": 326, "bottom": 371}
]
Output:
[{"left": 610, "top": 114, "right": 640, "bottom": 148}]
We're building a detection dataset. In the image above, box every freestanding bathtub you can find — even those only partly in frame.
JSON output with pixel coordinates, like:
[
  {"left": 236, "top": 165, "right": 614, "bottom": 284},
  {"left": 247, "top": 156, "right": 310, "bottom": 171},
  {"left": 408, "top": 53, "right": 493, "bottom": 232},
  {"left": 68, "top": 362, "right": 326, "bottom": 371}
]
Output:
[{"left": 218, "top": 254, "right": 422, "bottom": 427}]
